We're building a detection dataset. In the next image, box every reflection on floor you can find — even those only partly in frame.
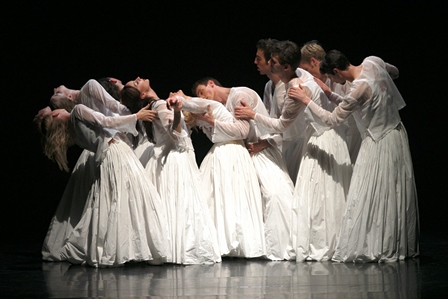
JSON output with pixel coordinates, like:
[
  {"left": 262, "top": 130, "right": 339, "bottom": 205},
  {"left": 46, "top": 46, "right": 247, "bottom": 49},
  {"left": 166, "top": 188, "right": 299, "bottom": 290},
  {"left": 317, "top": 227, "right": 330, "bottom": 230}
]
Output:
[{"left": 1, "top": 232, "right": 447, "bottom": 298}]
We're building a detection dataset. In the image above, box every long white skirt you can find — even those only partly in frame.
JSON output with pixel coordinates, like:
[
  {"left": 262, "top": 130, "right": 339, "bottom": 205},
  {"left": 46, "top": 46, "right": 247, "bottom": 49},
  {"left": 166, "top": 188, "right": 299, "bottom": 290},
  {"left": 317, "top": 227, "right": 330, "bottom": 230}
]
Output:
[
  {"left": 292, "top": 128, "right": 352, "bottom": 261},
  {"left": 44, "top": 142, "right": 168, "bottom": 267},
  {"left": 42, "top": 149, "right": 96, "bottom": 261},
  {"left": 146, "top": 145, "right": 221, "bottom": 264},
  {"left": 200, "top": 140, "right": 266, "bottom": 258},
  {"left": 251, "top": 145, "right": 294, "bottom": 260},
  {"left": 133, "top": 138, "right": 154, "bottom": 168},
  {"left": 333, "top": 123, "right": 419, "bottom": 263}
]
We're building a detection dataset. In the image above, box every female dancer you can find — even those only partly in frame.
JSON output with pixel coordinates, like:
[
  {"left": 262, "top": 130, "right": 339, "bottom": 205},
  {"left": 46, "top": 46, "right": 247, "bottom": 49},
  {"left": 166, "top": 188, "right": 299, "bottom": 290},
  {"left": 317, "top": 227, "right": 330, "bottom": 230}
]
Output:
[
  {"left": 122, "top": 77, "right": 221, "bottom": 264},
  {"left": 34, "top": 103, "right": 167, "bottom": 267}
]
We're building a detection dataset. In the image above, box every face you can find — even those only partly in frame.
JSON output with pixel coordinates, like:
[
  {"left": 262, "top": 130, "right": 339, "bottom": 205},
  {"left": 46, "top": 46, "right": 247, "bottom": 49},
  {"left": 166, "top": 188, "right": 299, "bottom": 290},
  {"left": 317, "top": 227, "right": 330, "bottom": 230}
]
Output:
[
  {"left": 254, "top": 49, "right": 270, "bottom": 75},
  {"left": 109, "top": 77, "right": 124, "bottom": 91},
  {"left": 126, "top": 77, "right": 151, "bottom": 98},
  {"left": 328, "top": 72, "right": 346, "bottom": 84},
  {"left": 195, "top": 81, "right": 215, "bottom": 100},
  {"left": 269, "top": 54, "right": 283, "bottom": 75},
  {"left": 50, "top": 85, "right": 72, "bottom": 102},
  {"left": 299, "top": 59, "right": 320, "bottom": 78},
  {"left": 51, "top": 109, "right": 70, "bottom": 122}
]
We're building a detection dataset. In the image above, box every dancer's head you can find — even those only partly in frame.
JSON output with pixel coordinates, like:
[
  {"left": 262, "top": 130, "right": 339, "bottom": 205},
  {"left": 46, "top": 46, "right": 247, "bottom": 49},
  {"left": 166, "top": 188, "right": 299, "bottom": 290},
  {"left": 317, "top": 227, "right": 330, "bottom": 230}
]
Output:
[
  {"left": 34, "top": 107, "right": 73, "bottom": 172},
  {"left": 49, "top": 85, "right": 76, "bottom": 111}
]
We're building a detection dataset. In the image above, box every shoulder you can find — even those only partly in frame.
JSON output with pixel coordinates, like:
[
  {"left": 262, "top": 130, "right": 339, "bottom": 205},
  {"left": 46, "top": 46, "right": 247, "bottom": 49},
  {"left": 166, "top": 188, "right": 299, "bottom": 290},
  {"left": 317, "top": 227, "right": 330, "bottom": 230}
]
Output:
[
  {"left": 152, "top": 99, "right": 167, "bottom": 109},
  {"left": 71, "top": 104, "right": 86, "bottom": 119},
  {"left": 233, "top": 86, "right": 260, "bottom": 99},
  {"left": 365, "top": 56, "right": 385, "bottom": 65}
]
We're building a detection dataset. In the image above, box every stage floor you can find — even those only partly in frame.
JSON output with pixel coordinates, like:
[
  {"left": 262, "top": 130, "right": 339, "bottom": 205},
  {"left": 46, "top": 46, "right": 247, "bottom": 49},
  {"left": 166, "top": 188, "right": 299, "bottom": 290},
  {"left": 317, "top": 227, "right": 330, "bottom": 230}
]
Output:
[{"left": 1, "top": 232, "right": 446, "bottom": 298}]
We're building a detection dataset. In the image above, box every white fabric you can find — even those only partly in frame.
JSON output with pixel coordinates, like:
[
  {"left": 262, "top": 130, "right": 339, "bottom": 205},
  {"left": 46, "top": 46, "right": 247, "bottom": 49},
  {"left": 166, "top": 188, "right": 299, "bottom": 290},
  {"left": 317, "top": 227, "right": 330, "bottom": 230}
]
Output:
[
  {"left": 76, "top": 79, "right": 129, "bottom": 117},
  {"left": 333, "top": 124, "right": 419, "bottom": 262},
  {"left": 145, "top": 100, "right": 221, "bottom": 264},
  {"left": 181, "top": 97, "right": 266, "bottom": 258},
  {"left": 305, "top": 56, "right": 419, "bottom": 262},
  {"left": 263, "top": 80, "right": 286, "bottom": 118},
  {"left": 262, "top": 80, "right": 286, "bottom": 153},
  {"left": 253, "top": 74, "right": 353, "bottom": 261},
  {"left": 76, "top": 79, "right": 131, "bottom": 140},
  {"left": 42, "top": 105, "right": 168, "bottom": 267},
  {"left": 71, "top": 105, "right": 138, "bottom": 164},
  {"left": 217, "top": 88, "right": 295, "bottom": 260},
  {"left": 131, "top": 122, "right": 155, "bottom": 167},
  {"left": 255, "top": 69, "right": 317, "bottom": 182},
  {"left": 292, "top": 78, "right": 352, "bottom": 261}
]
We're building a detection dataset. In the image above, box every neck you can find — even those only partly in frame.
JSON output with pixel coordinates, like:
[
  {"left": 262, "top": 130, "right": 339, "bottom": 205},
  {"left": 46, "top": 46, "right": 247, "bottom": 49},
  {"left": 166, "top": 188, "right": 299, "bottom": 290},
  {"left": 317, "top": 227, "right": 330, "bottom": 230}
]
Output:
[
  {"left": 70, "top": 90, "right": 80, "bottom": 103},
  {"left": 280, "top": 71, "right": 297, "bottom": 84},
  {"left": 267, "top": 73, "right": 281, "bottom": 85},
  {"left": 348, "top": 64, "right": 362, "bottom": 81},
  {"left": 217, "top": 87, "right": 231, "bottom": 104}
]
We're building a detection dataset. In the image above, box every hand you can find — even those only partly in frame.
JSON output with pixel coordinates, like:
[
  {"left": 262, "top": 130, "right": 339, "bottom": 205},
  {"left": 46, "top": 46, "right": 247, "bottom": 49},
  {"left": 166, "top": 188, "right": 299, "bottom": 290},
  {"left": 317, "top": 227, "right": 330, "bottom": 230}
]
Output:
[
  {"left": 194, "top": 105, "right": 214, "bottom": 125},
  {"left": 136, "top": 104, "right": 158, "bottom": 121},
  {"left": 313, "top": 77, "right": 331, "bottom": 95},
  {"left": 247, "top": 138, "right": 269, "bottom": 155},
  {"left": 288, "top": 85, "right": 311, "bottom": 105},
  {"left": 234, "top": 100, "right": 256, "bottom": 120},
  {"left": 169, "top": 89, "right": 190, "bottom": 99},
  {"left": 165, "top": 96, "right": 179, "bottom": 110},
  {"left": 172, "top": 96, "right": 183, "bottom": 112}
]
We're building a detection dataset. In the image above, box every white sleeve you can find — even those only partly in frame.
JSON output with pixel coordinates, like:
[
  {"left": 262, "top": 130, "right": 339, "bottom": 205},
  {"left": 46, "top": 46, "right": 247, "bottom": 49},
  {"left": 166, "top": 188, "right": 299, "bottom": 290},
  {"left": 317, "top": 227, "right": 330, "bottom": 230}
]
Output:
[
  {"left": 305, "top": 82, "right": 367, "bottom": 126},
  {"left": 156, "top": 100, "right": 188, "bottom": 142},
  {"left": 253, "top": 97, "right": 305, "bottom": 133},
  {"left": 73, "top": 104, "right": 138, "bottom": 135},
  {"left": 213, "top": 93, "right": 253, "bottom": 140},
  {"left": 85, "top": 79, "right": 130, "bottom": 115}
]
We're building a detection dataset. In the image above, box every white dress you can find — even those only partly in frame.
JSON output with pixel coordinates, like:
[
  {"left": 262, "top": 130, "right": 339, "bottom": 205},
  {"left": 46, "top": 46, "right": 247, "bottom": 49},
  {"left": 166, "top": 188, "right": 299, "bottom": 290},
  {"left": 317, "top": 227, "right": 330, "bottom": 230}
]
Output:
[
  {"left": 216, "top": 87, "right": 295, "bottom": 260},
  {"left": 42, "top": 80, "right": 136, "bottom": 263},
  {"left": 305, "top": 56, "right": 419, "bottom": 262},
  {"left": 253, "top": 69, "right": 352, "bottom": 261},
  {"left": 291, "top": 77, "right": 352, "bottom": 261},
  {"left": 131, "top": 122, "right": 155, "bottom": 167},
  {"left": 180, "top": 97, "right": 266, "bottom": 258},
  {"left": 43, "top": 104, "right": 168, "bottom": 267},
  {"left": 145, "top": 100, "right": 221, "bottom": 264}
]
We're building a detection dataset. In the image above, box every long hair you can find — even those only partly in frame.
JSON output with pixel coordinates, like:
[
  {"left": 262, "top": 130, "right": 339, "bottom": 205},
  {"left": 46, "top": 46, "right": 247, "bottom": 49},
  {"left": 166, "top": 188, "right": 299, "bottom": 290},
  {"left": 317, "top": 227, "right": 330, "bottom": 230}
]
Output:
[
  {"left": 120, "top": 86, "right": 156, "bottom": 144},
  {"left": 33, "top": 109, "right": 74, "bottom": 172},
  {"left": 97, "top": 77, "right": 121, "bottom": 101},
  {"left": 182, "top": 111, "right": 197, "bottom": 128}
]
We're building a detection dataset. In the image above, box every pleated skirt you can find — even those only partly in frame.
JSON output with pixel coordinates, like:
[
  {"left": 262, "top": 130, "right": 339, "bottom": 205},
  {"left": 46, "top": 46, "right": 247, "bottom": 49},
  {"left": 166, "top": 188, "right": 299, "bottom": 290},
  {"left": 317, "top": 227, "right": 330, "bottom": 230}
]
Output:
[{"left": 333, "top": 123, "right": 419, "bottom": 263}]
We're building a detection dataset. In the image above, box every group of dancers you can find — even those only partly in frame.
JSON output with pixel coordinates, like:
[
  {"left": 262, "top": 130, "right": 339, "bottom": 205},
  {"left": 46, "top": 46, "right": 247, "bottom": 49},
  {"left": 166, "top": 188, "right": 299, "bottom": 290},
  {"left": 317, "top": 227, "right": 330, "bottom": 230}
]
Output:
[{"left": 34, "top": 39, "right": 419, "bottom": 268}]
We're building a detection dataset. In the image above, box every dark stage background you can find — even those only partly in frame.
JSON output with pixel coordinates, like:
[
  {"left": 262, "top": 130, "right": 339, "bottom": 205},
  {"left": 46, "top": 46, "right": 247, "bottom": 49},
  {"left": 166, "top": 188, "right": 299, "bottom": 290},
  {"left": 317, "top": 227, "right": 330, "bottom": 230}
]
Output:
[{"left": 1, "top": 1, "right": 445, "bottom": 247}]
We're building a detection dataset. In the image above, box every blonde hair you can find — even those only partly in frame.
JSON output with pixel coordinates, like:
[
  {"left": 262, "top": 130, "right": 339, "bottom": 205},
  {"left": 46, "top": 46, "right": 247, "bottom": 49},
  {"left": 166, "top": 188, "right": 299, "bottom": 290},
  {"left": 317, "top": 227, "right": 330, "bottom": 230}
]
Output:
[
  {"left": 34, "top": 110, "right": 74, "bottom": 172},
  {"left": 183, "top": 111, "right": 197, "bottom": 128},
  {"left": 300, "top": 41, "right": 326, "bottom": 63}
]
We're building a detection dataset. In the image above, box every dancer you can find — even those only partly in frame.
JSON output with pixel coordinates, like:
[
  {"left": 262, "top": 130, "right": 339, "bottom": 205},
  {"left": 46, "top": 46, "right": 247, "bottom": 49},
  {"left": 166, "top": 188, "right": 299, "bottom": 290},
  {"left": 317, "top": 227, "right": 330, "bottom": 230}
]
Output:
[
  {"left": 96, "top": 77, "right": 155, "bottom": 167},
  {"left": 288, "top": 49, "right": 419, "bottom": 262},
  {"left": 123, "top": 77, "right": 221, "bottom": 264},
  {"left": 234, "top": 40, "right": 352, "bottom": 261},
  {"left": 191, "top": 77, "right": 294, "bottom": 261},
  {"left": 166, "top": 93, "right": 268, "bottom": 258},
  {"left": 299, "top": 40, "right": 361, "bottom": 164},
  {"left": 41, "top": 79, "right": 143, "bottom": 262},
  {"left": 34, "top": 103, "right": 167, "bottom": 267},
  {"left": 255, "top": 38, "right": 285, "bottom": 119}
]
